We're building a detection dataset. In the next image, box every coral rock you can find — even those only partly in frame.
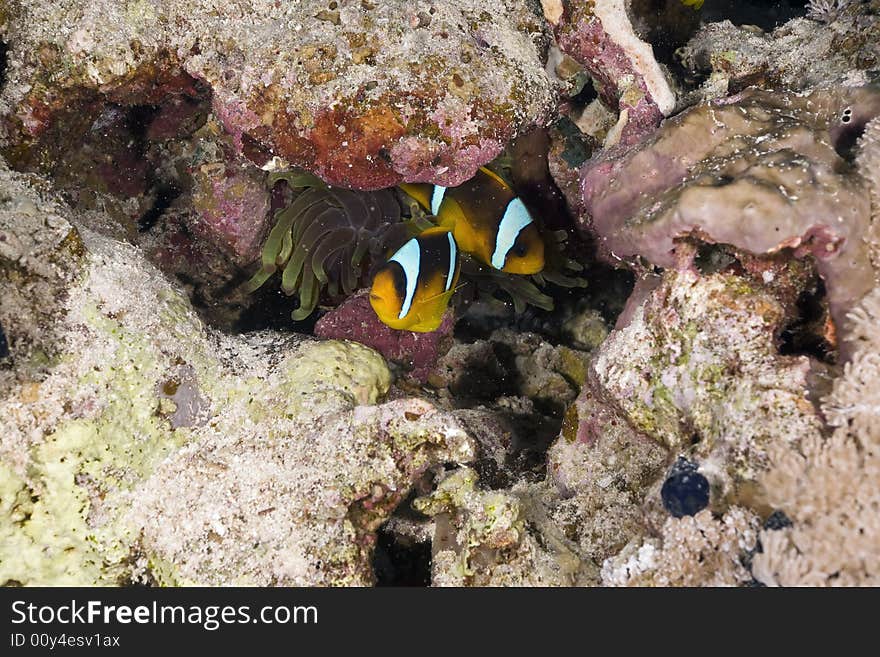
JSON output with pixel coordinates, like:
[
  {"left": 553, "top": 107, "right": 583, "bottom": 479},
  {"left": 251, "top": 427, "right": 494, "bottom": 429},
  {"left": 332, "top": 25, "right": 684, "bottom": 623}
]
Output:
[
  {"left": 0, "top": 167, "right": 85, "bottom": 369},
  {"left": 313, "top": 290, "right": 455, "bottom": 383},
  {"left": 190, "top": 159, "right": 270, "bottom": 265},
  {"left": 582, "top": 270, "right": 824, "bottom": 505},
  {"left": 553, "top": 0, "right": 676, "bottom": 146},
  {"left": 0, "top": 165, "right": 475, "bottom": 585},
  {"left": 679, "top": 6, "right": 880, "bottom": 100},
  {"left": 0, "top": 0, "right": 558, "bottom": 189},
  {"left": 415, "top": 468, "right": 587, "bottom": 586},
  {"left": 578, "top": 86, "right": 880, "bottom": 331}
]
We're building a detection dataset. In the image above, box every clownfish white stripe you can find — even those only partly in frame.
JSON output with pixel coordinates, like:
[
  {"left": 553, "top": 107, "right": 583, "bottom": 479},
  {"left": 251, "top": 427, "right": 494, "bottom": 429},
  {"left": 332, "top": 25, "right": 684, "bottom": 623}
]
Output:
[
  {"left": 445, "top": 232, "right": 456, "bottom": 292},
  {"left": 389, "top": 238, "right": 420, "bottom": 319},
  {"left": 431, "top": 186, "right": 447, "bottom": 216},
  {"left": 491, "top": 198, "right": 532, "bottom": 270}
]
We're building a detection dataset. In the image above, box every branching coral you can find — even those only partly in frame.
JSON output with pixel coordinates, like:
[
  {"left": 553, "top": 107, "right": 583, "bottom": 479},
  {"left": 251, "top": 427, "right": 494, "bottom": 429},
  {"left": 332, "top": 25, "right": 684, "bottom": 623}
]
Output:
[
  {"left": 245, "top": 172, "right": 412, "bottom": 320},
  {"left": 807, "top": 0, "right": 852, "bottom": 23},
  {"left": 752, "top": 287, "right": 880, "bottom": 586}
]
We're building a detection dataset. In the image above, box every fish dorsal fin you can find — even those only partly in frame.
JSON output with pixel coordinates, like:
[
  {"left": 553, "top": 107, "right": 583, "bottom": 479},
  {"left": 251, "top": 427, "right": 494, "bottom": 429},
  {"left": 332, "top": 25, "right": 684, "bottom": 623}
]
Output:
[
  {"left": 492, "top": 197, "right": 534, "bottom": 270},
  {"left": 478, "top": 166, "right": 511, "bottom": 190},
  {"left": 398, "top": 183, "right": 435, "bottom": 213}
]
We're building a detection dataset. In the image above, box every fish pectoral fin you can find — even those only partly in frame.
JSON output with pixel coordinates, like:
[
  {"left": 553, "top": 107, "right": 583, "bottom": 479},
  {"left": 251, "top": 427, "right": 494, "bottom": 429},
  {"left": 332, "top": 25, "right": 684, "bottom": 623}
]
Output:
[{"left": 413, "top": 287, "right": 456, "bottom": 306}]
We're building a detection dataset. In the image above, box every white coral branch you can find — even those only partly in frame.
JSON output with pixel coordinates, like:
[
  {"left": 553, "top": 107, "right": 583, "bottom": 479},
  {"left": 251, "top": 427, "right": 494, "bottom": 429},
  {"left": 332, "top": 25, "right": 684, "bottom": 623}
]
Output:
[{"left": 806, "top": 0, "right": 852, "bottom": 23}]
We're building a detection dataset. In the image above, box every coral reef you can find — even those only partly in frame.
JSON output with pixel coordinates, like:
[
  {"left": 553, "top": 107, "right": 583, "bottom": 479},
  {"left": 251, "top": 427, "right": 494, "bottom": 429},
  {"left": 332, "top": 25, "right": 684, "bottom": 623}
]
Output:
[
  {"left": 585, "top": 270, "right": 824, "bottom": 500},
  {"left": 0, "top": 163, "right": 475, "bottom": 585},
  {"left": 3, "top": 0, "right": 880, "bottom": 590},
  {"left": 601, "top": 507, "right": 759, "bottom": 586},
  {"left": 577, "top": 86, "right": 880, "bottom": 331},
  {"left": 551, "top": 0, "right": 677, "bottom": 146},
  {"left": 751, "top": 287, "right": 880, "bottom": 586},
  {"left": 190, "top": 155, "right": 270, "bottom": 266},
  {"left": 679, "top": 4, "right": 880, "bottom": 99},
  {"left": 0, "top": 0, "right": 558, "bottom": 190},
  {"left": 414, "top": 468, "right": 588, "bottom": 585},
  {"left": 314, "top": 290, "right": 455, "bottom": 383}
]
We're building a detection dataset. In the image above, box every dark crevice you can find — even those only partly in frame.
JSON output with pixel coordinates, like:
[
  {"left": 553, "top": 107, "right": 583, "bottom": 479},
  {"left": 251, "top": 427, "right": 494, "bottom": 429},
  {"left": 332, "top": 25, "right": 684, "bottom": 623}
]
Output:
[
  {"left": 137, "top": 183, "right": 179, "bottom": 232},
  {"left": 125, "top": 104, "right": 162, "bottom": 146},
  {"left": 701, "top": 0, "right": 809, "bottom": 30},
  {"left": 373, "top": 526, "right": 432, "bottom": 586},
  {"left": 0, "top": 40, "right": 8, "bottom": 92},
  {"left": 233, "top": 284, "right": 321, "bottom": 334},
  {"left": 832, "top": 115, "right": 867, "bottom": 164},
  {"left": 0, "top": 322, "right": 8, "bottom": 360},
  {"left": 452, "top": 263, "right": 634, "bottom": 346},
  {"left": 778, "top": 278, "right": 836, "bottom": 364},
  {"left": 694, "top": 243, "right": 737, "bottom": 276}
]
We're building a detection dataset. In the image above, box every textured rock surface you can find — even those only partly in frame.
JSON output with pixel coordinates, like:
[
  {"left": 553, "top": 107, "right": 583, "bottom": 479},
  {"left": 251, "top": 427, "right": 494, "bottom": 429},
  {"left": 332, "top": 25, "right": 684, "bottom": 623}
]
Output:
[
  {"left": 314, "top": 290, "right": 455, "bottom": 383},
  {"left": 0, "top": 168, "right": 85, "bottom": 369},
  {"left": 0, "top": 164, "right": 475, "bottom": 585},
  {"left": 190, "top": 153, "right": 271, "bottom": 265},
  {"left": 0, "top": 0, "right": 559, "bottom": 189},
  {"left": 585, "top": 270, "right": 823, "bottom": 501},
  {"left": 577, "top": 86, "right": 880, "bottom": 330},
  {"left": 679, "top": 9, "right": 880, "bottom": 100},
  {"left": 414, "top": 467, "right": 588, "bottom": 586},
  {"left": 600, "top": 507, "right": 760, "bottom": 586},
  {"left": 552, "top": 0, "right": 676, "bottom": 146}
]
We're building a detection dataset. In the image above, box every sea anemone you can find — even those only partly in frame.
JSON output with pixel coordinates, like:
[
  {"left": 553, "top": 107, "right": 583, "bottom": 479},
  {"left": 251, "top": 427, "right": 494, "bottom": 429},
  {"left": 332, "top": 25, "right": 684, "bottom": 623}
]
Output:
[
  {"left": 465, "top": 228, "right": 587, "bottom": 313},
  {"left": 247, "top": 170, "right": 586, "bottom": 323},
  {"left": 244, "top": 171, "right": 414, "bottom": 320}
]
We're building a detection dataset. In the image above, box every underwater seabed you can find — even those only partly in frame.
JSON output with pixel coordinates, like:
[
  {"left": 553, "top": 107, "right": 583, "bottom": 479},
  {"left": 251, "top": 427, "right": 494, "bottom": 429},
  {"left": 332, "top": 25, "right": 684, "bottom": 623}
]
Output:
[{"left": 1, "top": 0, "right": 880, "bottom": 586}]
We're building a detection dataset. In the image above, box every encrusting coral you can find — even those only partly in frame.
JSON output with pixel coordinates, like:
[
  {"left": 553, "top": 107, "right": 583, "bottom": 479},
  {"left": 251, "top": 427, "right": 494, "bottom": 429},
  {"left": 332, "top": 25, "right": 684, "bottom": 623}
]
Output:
[
  {"left": 0, "top": 0, "right": 558, "bottom": 189},
  {"left": 577, "top": 85, "right": 880, "bottom": 333},
  {"left": 678, "top": 1, "right": 880, "bottom": 99},
  {"left": 0, "top": 160, "right": 476, "bottom": 585},
  {"left": 6, "top": 0, "right": 880, "bottom": 590},
  {"left": 414, "top": 467, "right": 589, "bottom": 586}
]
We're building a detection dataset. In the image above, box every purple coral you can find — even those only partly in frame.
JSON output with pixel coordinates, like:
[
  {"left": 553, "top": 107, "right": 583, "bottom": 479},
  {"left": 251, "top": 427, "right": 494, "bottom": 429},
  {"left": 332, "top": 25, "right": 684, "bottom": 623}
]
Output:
[
  {"left": 314, "top": 291, "right": 454, "bottom": 383},
  {"left": 552, "top": 0, "right": 676, "bottom": 146},
  {"left": 577, "top": 85, "right": 880, "bottom": 334}
]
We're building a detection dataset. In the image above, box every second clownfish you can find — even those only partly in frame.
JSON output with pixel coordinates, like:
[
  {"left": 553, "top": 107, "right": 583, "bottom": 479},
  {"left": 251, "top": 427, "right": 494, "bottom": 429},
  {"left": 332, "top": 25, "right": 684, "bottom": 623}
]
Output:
[
  {"left": 399, "top": 167, "right": 545, "bottom": 275},
  {"left": 369, "top": 226, "right": 461, "bottom": 332}
]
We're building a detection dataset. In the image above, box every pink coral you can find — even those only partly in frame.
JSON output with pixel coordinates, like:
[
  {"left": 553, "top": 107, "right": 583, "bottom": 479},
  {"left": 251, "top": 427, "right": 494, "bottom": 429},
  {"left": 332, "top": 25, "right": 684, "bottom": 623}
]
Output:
[
  {"left": 314, "top": 290, "right": 455, "bottom": 383},
  {"left": 553, "top": 0, "right": 676, "bottom": 145},
  {"left": 577, "top": 86, "right": 880, "bottom": 333}
]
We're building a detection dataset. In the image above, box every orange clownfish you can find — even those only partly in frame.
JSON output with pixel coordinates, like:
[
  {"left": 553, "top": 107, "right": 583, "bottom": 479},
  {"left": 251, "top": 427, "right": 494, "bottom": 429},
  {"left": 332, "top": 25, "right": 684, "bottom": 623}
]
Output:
[
  {"left": 399, "top": 167, "right": 545, "bottom": 275},
  {"left": 369, "top": 226, "right": 461, "bottom": 332}
]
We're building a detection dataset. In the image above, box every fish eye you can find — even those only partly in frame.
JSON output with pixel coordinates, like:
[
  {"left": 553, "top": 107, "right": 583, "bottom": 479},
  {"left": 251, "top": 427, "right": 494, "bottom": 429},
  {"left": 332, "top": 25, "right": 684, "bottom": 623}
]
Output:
[{"left": 513, "top": 243, "right": 527, "bottom": 257}]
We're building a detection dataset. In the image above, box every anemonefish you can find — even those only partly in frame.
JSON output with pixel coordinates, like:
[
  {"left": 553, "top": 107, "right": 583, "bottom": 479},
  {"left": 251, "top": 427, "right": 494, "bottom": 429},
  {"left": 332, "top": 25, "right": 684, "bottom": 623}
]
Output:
[
  {"left": 369, "top": 226, "right": 461, "bottom": 332},
  {"left": 399, "top": 167, "right": 545, "bottom": 275}
]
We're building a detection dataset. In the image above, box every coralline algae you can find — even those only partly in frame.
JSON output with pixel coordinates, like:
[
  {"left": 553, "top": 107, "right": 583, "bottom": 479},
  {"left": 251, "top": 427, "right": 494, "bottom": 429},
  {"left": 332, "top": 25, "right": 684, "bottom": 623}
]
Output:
[{"left": 0, "top": 0, "right": 558, "bottom": 189}]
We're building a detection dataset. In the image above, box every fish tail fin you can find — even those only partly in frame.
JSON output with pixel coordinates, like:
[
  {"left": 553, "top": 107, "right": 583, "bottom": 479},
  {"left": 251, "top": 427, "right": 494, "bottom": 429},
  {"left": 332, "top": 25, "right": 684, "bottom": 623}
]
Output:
[{"left": 399, "top": 183, "right": 433, "bottom": 212}]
